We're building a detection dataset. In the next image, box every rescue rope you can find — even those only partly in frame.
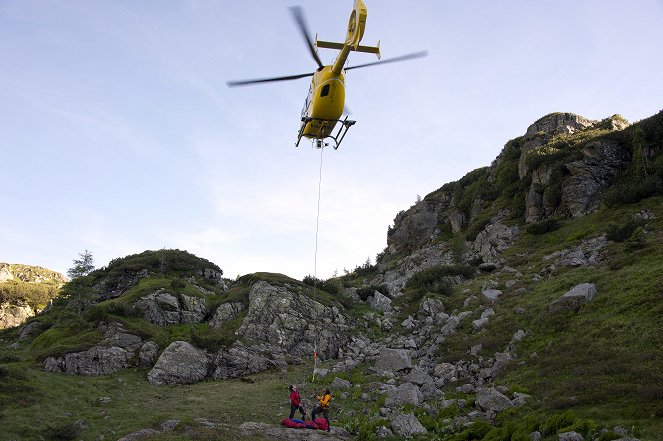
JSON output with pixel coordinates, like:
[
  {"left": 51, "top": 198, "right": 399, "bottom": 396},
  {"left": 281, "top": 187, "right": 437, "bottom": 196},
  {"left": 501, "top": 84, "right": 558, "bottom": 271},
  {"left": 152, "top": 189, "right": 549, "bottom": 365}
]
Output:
[{"left": 312, "top": 144, "right": 324, "bottom": 381}]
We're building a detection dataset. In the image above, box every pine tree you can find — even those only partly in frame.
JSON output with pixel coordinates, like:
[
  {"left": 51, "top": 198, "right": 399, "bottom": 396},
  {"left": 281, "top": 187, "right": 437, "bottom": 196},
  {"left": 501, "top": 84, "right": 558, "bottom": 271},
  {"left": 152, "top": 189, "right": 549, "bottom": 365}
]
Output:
[{"left": 67, "top": 250, "right": 95, "bottom": 279}]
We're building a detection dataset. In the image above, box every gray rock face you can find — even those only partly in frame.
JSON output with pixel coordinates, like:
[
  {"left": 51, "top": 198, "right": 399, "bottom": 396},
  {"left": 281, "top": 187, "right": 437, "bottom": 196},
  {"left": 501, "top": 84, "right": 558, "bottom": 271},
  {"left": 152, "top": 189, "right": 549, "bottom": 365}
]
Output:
[
  {"left": 368, "top": 291, "right": 393, "bottom": 314},
  {"left": 374, "top": 348, "right": 412, "bottom": 373},
  {"left": 475, "top": 388, "right": 514, "bottom": 413},
  {"left": 18, "top": 320, "right": 41, "bottom": 340},
  {"left": 385, "top": 383, "right": 423, "bottom": 407},
  {"left": 147, "top": 341, "right": 210, "bottom": 385},
  {"left": 471, "top": 221, "right": 520, "bottom": 263},
  {"left": 209, "top": 301, "right": 245, "bottom": 329},
  {"left": 404, "top": 367, "right": 434, "bottom": 386},
  {"left": 138, "top": 341, "right": 160, "bottom": 368},
  {"left": 0, "top": 302, "right": 34, "bottom": 329},
  {"left": 387, "top": 197, "right": 451, "bottom": 256},
  {"left": 236, "top": 281, "right": 350, "bottom": 359},
  {"left": 212, "top": 341, "right": 281, "bottom": 380},
  {"left": 133, "top": 290, "right": 206, "bottom": 325},
  {"left": 99, "top": 321, "right": 143, "bottom": 352},
  {"left": 44, "top": 346, "right": 129, "bottom": 376},
  {"left": 390, "top": 413, "right": 427, "bottom": 437}
]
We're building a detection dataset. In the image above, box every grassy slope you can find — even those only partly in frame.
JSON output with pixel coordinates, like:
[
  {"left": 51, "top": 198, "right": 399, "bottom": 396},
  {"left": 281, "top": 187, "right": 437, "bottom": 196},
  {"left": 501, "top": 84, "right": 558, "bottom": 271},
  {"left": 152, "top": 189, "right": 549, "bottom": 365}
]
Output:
[
  {"left": 431, "top": 196, "right": 663, "bottom": 440},
  {"left": 0, "top": 360, "right": 320, "bottom": 441}
]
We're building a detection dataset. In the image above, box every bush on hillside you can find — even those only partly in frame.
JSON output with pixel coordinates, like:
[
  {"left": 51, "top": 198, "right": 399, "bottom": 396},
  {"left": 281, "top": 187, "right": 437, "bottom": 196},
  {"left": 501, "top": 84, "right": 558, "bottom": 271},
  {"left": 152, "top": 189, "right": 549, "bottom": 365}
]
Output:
[
  {"left": 303, "top": 275, "right": 341, "bottom": 296},
  {"left": 356, "top": 285, "right": 389, "bottom": 301},
  {"left": 0, "top": 280, "right": 59, "bottom": 309},
  {"left": 605, "top": 219, "right": 644, "bottom": 242},
  {"left": 406, "top": 264, "right": 475, "bottom": 296},
  {"left": 98, "top": 249, "right": 222, "bottom": 282},
  {"left": 603, "top": 174, "right": 663, "bottom": 207},
  {"left": 526, "top": 218, "right": 561, "bottom": 235}
]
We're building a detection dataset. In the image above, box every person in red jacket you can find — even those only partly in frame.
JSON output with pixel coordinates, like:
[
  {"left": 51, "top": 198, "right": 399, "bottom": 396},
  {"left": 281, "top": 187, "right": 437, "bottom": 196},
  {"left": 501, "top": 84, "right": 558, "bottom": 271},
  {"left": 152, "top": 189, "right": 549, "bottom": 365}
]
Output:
[{"left": 288, "top": 384, "right": 307, "bottom": 420}]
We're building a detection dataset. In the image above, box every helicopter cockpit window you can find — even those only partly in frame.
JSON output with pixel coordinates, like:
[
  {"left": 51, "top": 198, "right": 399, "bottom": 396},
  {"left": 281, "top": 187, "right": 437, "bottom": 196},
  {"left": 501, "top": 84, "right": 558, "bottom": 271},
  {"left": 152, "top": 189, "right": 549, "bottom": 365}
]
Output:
[{"left": 320, "top": 84, "right": 330, "bottom": 97}]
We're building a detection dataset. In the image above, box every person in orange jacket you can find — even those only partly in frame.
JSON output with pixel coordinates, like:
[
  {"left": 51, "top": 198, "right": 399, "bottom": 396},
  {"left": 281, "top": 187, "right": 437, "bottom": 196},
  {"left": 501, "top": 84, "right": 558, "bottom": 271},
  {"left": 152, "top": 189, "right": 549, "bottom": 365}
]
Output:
[{"left": 311, "top": 387, "right": 332, "bottom": 431}]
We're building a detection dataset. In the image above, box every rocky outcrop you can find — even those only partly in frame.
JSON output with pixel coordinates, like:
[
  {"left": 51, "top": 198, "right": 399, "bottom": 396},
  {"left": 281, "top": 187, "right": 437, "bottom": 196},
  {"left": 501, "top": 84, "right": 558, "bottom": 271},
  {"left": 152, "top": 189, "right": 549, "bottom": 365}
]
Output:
[
  {"left": 0, "top": 302, "right": 34, "bottom": 329},
  {"left": 209, "top": 301, "right": 245, "bottom": 328},
  {"left": 387, "top": 195, "right": 452, "bottom": 255},
  {"left": 133, "top": 289, "right": 207, "bottom": 325},
  {"left": 0, "top": 263, "right": 67, "bottom": 284},
  {"left": 0, "top": 263, "right": 65, "bottom": 330},
  {"left": 43, "top": 321, "right": 145, "bottom": 375},
  {"left": 469, "top": 215, "right": 520, "bottom": 264},
  {"left": 236, "top": 281, "right": 351, "bottom": 359},
  {"left": 44, "top": 346, "right": 130, "bottom": 376},
  {"left": 212, "top": 341, "right": 285, "bottom": 380}
]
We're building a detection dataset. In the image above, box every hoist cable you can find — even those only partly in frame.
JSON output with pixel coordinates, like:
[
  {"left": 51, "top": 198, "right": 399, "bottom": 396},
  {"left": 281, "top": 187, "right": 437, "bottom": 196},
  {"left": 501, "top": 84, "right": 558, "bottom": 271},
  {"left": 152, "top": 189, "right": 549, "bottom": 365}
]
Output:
[{"left": 312, "top": 144, "right": 324, "bottom": 381}]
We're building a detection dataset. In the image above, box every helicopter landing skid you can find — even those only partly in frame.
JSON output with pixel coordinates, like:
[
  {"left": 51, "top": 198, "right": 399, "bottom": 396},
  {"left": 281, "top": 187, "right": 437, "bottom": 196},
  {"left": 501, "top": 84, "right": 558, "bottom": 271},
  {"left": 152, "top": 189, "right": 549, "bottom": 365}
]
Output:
[{"left": 295, "top": 116, "right": 356, "bottom": 150}]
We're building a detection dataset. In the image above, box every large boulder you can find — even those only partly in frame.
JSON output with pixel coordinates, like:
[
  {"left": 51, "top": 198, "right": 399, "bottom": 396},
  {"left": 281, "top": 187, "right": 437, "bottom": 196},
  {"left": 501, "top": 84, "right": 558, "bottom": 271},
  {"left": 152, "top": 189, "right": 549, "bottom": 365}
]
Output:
[
  {"left": 385, "top": 383, "right": 423, "bottom": 407},
  {"left": 404, "top": 367, "right": 434, "bottom": 386},
  {"left": 374, "top": 348, "right": 412, "bottom": 374},
  {"left": 147, "top": 341, "right": 210, "bottom": 385},
  {"left": 235, "top": 281, "right": 350, "bottom": 359},
  {"left": 390, "top": 413, "right": 427, "bottom": 437},
  {"left": 549, "top": 283, "right": 597, "bottom": 314},
  {"left": 368, "top": 291, "right": 393, "bottom": 314},
  {"left": 475, "top": 388, "right": 514, "bottom": 413}
]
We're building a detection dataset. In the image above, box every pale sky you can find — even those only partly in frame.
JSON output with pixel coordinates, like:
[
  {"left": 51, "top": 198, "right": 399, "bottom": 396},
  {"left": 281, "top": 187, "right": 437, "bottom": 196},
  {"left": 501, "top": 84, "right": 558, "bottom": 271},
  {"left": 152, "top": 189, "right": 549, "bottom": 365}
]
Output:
[{"left": 2, "top": 0, "right": 662, "bottom": 280}]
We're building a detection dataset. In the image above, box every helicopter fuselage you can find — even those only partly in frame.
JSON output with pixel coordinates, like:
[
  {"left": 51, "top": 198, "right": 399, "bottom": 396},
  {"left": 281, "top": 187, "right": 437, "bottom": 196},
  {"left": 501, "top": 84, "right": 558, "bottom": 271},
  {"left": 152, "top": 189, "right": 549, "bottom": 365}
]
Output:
[{"left": 300, "top": 66, "right": 346, "bottom": 141}]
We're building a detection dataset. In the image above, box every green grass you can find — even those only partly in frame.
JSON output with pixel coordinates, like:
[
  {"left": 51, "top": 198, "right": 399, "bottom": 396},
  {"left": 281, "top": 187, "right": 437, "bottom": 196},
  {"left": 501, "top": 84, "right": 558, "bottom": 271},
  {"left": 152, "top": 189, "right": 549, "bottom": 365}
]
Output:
[{"left": 0, "top": 362, "right": 318, "bottom": 441}]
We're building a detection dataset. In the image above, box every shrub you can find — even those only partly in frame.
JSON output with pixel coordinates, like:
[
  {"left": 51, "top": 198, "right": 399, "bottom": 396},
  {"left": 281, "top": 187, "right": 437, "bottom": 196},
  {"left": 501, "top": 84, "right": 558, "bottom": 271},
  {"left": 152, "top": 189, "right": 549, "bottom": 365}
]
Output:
[
  {"left": 406, "top": 264, "right": 475, "bottom": 296},
  {"left": 606, "top": 219, "right": 644, "bottom": 242},
  {"left": 526, "top": 218, "right": 561, "bottom": 235},
  {"left": 604, "top": 174, "right": 663, "bottom": 207},
  {"left": 540, "top": 410, "right": 576, "bottom": 436},
  {"left": 170, "top": 278, "right": 187, "bottom": 289},
  {"left": 43, "top": 420, "right": 83, "bottom": 440},
  {"left": 303, "top": 275, "right": 342, "bottom": 296},
  {"left": 356, "top": 285, "right": 389, "bottom": 301}
]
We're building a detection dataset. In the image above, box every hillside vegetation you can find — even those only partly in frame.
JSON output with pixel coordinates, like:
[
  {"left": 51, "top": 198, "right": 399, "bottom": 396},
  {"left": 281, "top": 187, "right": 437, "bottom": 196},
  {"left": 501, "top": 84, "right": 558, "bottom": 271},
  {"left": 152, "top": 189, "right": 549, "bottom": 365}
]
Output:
[
  {"left": 0, "top": 264, "right": 66, "bottom": 310},
  {"left": 1, "top": 111, "right": 663, "bottom": 441}
]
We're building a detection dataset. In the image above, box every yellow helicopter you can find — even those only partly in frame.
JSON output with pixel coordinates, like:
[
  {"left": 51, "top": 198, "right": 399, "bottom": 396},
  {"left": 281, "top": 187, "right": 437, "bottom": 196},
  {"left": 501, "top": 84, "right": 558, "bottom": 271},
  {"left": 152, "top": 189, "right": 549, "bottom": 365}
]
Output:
[{"left": 227, "top": 0, "right": 427, "bottom": 149}]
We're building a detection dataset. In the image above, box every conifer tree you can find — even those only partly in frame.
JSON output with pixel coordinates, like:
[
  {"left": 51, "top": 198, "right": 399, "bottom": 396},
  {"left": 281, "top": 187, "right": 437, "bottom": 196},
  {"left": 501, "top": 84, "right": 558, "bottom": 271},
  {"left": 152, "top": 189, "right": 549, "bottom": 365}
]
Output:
[{"left": 67, "top": 250, "right": 95, "bottom": 279}]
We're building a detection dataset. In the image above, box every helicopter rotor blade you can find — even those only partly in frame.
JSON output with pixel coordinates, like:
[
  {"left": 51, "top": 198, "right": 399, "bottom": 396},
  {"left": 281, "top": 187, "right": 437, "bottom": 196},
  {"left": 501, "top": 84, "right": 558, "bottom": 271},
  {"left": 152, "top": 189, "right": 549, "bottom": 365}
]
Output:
[
  {"left": 289, "top": 6, "right": 324, "bottom": 69},
  {"left": 226, "top": 71, "right": 315, "bottom": 87},
  {"left": 345, "top": 50, "right": 428, "bottom": 71}
]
